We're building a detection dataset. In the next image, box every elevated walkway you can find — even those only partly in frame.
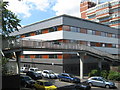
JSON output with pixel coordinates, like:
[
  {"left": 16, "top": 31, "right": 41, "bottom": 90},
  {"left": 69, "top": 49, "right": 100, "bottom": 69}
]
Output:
[{"left": 3, "top": 38, "right": 120, "bottom": 62}]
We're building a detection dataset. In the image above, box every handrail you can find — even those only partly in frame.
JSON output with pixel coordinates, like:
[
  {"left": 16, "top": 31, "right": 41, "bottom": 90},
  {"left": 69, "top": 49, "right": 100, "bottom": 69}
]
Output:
[{"left": 2, "top": 38, "right": 119, "bottom": 60}]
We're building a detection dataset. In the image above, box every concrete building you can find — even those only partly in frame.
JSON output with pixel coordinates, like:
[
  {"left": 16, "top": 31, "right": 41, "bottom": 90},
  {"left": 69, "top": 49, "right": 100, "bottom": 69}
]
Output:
[
  {"left": 10, "top": 15, "right": 119, "bottom": 77},
  {"left": 80, "top": 0, "right": 120, "bottom": 29}
]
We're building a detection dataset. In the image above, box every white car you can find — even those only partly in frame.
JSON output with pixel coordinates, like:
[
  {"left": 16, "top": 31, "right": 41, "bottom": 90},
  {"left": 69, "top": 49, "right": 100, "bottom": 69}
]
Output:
[
  {"left": 28, "top": 68, "right": 38, "bottom": 72},
  {"left": 41, "top": 70, "right": 58, "bottom": 79},
  {"left": 20, "top": 67, "right": 28, "bottom": 72}
]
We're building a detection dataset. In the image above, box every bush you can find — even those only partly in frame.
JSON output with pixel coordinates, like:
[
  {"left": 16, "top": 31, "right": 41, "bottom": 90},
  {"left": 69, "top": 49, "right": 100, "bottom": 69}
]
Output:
[
  {"left": 100, "top": 70, "right": 108, "bottom": 79},
  {"left": 108, "top": 71, "right": 120, "bottom": 81},
  {"left": 88, "top": 69, "right": 101, "bottom": 77}
]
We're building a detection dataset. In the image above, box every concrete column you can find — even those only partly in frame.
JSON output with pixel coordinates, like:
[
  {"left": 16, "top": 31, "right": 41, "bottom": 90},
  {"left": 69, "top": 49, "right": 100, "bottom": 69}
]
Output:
[
  {"left": 77, "top": 53, "right": 84, "bottom": 79},
  {"left": 98, "top": 58, "right": 104, "bottom": 70},
  {"left": 98, "top": 61, "right": 102, "bottom": 70},
  {"left": 16, "top": 52, "right": 21, "bottom": 75},
  {"left": 80, "top": 57, "right": 83, "bottom": 79}
]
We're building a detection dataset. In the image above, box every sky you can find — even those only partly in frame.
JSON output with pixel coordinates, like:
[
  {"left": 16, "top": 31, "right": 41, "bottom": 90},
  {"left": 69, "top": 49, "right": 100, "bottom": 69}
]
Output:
[{"left": 4, "top": 0, "right": 112, "bottom": 26}]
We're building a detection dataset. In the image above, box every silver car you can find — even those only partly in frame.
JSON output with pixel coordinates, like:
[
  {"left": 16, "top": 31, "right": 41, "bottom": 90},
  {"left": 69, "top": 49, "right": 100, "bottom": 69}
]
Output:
[{"left": 87, "top": 76, "right": 115, "bottom": 89}]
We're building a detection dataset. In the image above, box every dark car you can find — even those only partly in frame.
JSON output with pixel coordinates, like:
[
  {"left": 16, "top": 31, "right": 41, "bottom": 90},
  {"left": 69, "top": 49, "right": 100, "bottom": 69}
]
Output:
[
  {"left": 58, "top": 73, "right": 80, "bottom": 83},
  {"left": 74, "top": 84, "right": 91, "bottom": 90},
  {"left": 26, "top": 71, "right": 42, "bottom": 80},
  {"left": 20, "top": 75, "right": 36, "bottom": 88}
]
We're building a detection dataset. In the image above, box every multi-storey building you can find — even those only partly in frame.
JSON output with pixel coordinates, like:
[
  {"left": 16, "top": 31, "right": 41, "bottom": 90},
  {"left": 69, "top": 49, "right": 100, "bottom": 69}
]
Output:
[
  {"left": 80, "top": 0, "right": 120, "bottom": 29},
  {"left": 10, "top": 15, "right": 119, "bottom": 76}
]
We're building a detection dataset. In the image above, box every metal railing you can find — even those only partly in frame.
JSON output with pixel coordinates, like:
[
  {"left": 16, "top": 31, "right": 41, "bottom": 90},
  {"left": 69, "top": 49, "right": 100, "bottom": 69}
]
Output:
[{"left": 3, "top": 38, "right": 119, "bottom": 60}]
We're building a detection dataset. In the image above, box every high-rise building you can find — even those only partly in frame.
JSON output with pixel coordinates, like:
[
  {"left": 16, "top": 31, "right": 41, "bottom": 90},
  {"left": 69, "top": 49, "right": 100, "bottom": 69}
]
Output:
[{"left": 80, "top": 0, "right": 120, "bottom": 29}]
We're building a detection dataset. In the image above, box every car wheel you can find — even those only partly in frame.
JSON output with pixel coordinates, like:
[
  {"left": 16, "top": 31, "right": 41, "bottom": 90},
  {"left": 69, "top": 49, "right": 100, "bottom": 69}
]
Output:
[
  {"left": 59, "top": 78, "right": 62, "bottom": 81},
  {"left": 68, "top": 79, "right": 72, "bottom": 83},
  {"left": 24, "top": 83, "right": 28, "bottom": 88},
  {"left": 89, "top": 83, "right": 93, "bottom": 86},
  {"left": 105, "top": 85, "right": 110, "bottom": 89}
]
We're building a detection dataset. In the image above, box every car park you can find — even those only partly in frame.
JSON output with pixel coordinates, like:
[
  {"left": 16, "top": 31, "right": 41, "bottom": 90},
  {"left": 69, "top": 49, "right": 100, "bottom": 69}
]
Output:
[
  {"left": 41, "top": 70, "right": 58, "bottom": 79},
  {"left": 26, "top": 71, "right": 42, "bottom": 80},
  {"left": 20, "top": 75, "right": 36, "bottom": 88},
  {"left": 34, "top": 80, "right": 57, "bottom": 90},
  {"left": 58, "top": 73, "right": 80, "bottom": 83},
  {"left": 87, "top": 76, "right": 116, "bottom": 89}
]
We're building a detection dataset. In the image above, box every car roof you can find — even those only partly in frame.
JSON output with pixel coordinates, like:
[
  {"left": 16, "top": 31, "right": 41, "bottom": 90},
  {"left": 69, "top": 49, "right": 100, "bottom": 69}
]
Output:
[
  {"left": 61, "top": 73, "right": 70, "bottom": 75},
  {"left": 90, "top": 76, "right": 103, "bottom": 79},
  {"left": 20, "top": 75, "right": 30, "bottom": 77}
]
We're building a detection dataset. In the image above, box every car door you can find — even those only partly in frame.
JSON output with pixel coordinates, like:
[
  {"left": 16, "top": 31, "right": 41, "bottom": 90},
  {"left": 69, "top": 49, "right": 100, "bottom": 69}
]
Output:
[
  {"left": 96, "top": 78, "right": 105, "bottom": 87},
  {"left": 90, "top": 78, "right": 98, "bottom": 86},
  {"left": 39, "top": 82, "right": 44, "bottom": 89}
]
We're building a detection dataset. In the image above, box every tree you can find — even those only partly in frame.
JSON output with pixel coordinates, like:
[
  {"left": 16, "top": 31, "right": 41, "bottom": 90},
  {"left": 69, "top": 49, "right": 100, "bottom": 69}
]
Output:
[
  {"left": 1, "top": 1, "right": 21, "bottom": 75},
  {"left": 2, "top": 1, "right": 21, "bottom": 37}
]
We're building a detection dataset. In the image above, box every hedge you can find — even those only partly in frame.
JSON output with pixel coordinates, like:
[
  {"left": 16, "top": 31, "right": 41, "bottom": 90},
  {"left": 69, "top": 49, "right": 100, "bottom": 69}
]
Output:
[{"left": 88, "top": 70, "right": 120, "bottom": 81}]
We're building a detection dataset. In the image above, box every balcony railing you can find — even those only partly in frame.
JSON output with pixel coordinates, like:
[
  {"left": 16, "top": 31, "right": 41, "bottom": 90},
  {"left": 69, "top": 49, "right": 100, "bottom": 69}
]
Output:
[{"left": 2, "top": 38, "right": 119, "bottom": 60}]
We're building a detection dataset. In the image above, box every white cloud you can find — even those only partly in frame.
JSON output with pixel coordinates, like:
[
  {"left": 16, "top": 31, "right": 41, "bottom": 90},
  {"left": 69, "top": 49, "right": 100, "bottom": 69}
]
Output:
[
  {"left": 4, "top": 0, "right": 55, "bottom": 18},
  {"left": 52, "top": 0, "right": 81, "bottom": 17}
]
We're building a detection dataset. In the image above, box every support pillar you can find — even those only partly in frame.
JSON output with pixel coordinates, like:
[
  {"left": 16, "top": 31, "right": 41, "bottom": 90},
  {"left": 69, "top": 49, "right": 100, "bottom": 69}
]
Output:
[
  {"left": 80, "top": 57, "right": 83, "bottom": 79},
  {"left": 77, "top": 53, "right": 84, "bottom": 79},
  {"left": 15, "top": 52, "right": 21, "bottom": 75},
  {"left": 98, "top": 58, "right": 104, "bottom": 70}
]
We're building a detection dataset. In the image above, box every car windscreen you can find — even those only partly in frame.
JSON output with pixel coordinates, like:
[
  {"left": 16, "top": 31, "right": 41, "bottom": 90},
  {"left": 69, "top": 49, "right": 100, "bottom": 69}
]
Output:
[
  {"left": 44, "top": 82, "right": 53, "bottom": 86},
  {"left": 34, "top": 73, "right": 41, "bottom": 76},
  {"left": 69, "top": 74, "right": 74, "bottom": 78},
  {"left": 24, "top": 76, "right": 32, "bottom": 81}
]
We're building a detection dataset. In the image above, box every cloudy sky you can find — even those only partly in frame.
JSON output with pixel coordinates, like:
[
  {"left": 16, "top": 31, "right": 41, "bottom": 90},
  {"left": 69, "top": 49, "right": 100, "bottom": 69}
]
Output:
[{"left": 4, "top": 0, "right": 111, "bottom": 26}]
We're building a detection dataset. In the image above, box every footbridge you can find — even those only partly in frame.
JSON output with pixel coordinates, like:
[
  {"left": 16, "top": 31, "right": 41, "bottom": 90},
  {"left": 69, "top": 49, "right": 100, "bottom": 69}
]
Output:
[{"left": 3, "top": 39, "right": 119, "bottom": 61}]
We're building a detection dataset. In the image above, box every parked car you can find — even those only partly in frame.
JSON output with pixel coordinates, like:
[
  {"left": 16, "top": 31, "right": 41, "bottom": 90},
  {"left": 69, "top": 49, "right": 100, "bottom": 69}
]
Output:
[
  {"left": 58, "top": 73, "right": 80, "bottom": 83},
  {"left": 20, "top": 75, "right": 36, "bottom": 88},
  {"left": 20, "top": 67, "right": 28, "bottom": 73},
  {"left": 26, "top": 71, "right": 42, "bottom": 80},
  {"left": 74, "top": 84, "right": 91, "bottom": 90},
  {"left": 87, "top": 76, "right": 116, "bottom": 88},
  {"left": 34, "top": 80, "right": 57, "bottom": 90},
  {"left": 41, "top": 70, "right": 58, "bottom": 79},
  {"left": 29, "top": 67, "right": 38, "bottom": 72}
]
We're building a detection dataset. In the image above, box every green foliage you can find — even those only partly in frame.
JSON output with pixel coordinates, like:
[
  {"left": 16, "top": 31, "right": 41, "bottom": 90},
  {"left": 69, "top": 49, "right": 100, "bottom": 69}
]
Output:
[
  {"left": 1, "top": 1, "right": 21, "bottom": 37},
  {"left": 2, "top": 57, "right": 9, "bottom": 75},
  {"left": 88, "top": 69, "right": 101, "bottom": 77},
  {"left": 100, "top": 70, "right": 108, "bottom": 79},
  {"left": 108, "top": 71, "right": 120, "bottom": 81},
  {"left": 118, "top": 66, "right": 120, "bottom": 72}
]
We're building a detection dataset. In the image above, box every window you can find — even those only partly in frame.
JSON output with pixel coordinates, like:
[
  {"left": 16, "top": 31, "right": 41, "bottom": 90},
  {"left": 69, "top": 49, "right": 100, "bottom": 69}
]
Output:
[
  {"left": 25, "top": 55, "right": 30, "bottom": 58},
  {"left": 80, "top": 28, "right": 87, "bottom": 34},
  {"left": 112, "top": 44, "right": 116, "bottom": 48},
  {"left": 87, "top": 29, "right": 93, "bottom": 34},
  {"left": 49, "top": 26, "right": 57, "bottom": 32},
  {"left": 107, "top": 33, "right": 112, "bottom": 37},
  {"left": 90, "top": 42, "right": 96, "bottom": 46},
  {"left": 35, "top": 55, "right": 42, "bottom": 58},
  {"left": 63, "top": 25, "right": 70, "bottom": 31},
  {"left": 92, "top": 30, "right": 96, "bottom": 35},
  {"left": 35, "top": 30, "right": 41, "bottom": 35},
  {"left": 70, "top": 27, "right": 77, "bottom": 32},
  {"left": 101, "top": 32, "right": 107, "bottom": 37},
  {"left": 112, "top": 34, "right": 116, "bottom": 38},
  {"left": 49, "top": 55, "right": 57, "bottom": 58},
  {"left": 95, "top": 31, "right": 101, "bottom": 36},
  {"left": 39, "top": 82, "right": 43, "bottom": 85},
  {"left": 57, "top": 26, "right": 63, "bottom": 31}
]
